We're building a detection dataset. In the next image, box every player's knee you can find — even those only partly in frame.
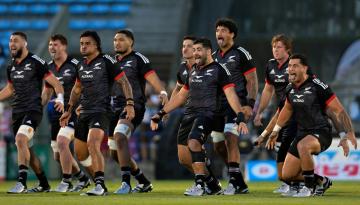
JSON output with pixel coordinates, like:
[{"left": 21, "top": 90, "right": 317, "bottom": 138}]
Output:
[
  {"left": 190, "top": 150, "right": 206, "bottom": 163},
  {"left": 297, "top": 142, "right": 310, "bottom": 154},
  {"left": 187, "top": 139, "right": 202, "bottom": 152},
  {"left": 57, "top": 137, "right": 70, "bottom": 152},
  {"left": 15, "top": 135, "right": 28, "bottom": 148}
]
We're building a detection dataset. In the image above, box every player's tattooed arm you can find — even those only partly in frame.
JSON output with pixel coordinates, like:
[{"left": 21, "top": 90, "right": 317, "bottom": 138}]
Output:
[
  {"left": 337, "top": 109, "right": 354, "bottom": 133},
  {"left": 245, "top": 71, "right": 258, "bottom": 101},
  {"left": 116, "top": 74, "right": 133, "bottom": 100},
  {"left": 326, "top": 108, "right": 345, "bottom": 133}
]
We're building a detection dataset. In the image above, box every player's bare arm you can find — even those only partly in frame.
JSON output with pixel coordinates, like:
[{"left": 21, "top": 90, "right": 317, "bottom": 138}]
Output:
[
  {"left": 0, "top": 82, "right": 14, "bottom": 101},
  {"left": 254, "top": 83, "right": 274, "bottom": 126},
  {"left": 59, "top": 81, "right": 82, "bottom": 127},
  {"left": 145, "top": 72, "right": 169, "bottom": 105},
  {"left": 116, "top": 73, "right": 135, "bottom": 120},
  {"left": 327, "top": 97, "right": 357, "bottom": 155},
  {"left": 45, "top": 74, "right": 65, "bottom": 112},
  {"left": 266, "top": 100, "right": 293, "bottom": 150},
  {"left": 150, "top": 87, "right": 188, "bottom": 131}
]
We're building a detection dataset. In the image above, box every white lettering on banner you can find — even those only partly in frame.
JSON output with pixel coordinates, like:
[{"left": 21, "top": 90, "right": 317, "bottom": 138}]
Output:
[{"left": 314, "top": 139, "right": 360, "bottom": 180}]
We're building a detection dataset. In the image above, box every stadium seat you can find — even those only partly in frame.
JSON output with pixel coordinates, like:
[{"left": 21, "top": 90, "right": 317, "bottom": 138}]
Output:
[
  {"left": 69, "top": 4, "right": 88, "bottom": 14},
  {"left": 12, "top": 20, "right": 31, "bottom": 30},
  {"left": 90, "top": 4, "right": 110, "bottom": 14},
  {"left": 29, "top": 5, "right": 48, "bottom": 14},
  {"left": 0, "top": 21, "right": 11, "bottom": 30},
  {"left": 69, "top": 19, "right": 88, "bottom": 30},
  {"left": 9, "top": 4, "right": 28, "bottom": 14},
  {"left": 108, "top": 20, "right": 126, "bottom": 29},
  {"left": 48, "top": 5, "right": 61, "bottom": 13},
  {"left": 32, "top": 19, "right": 49, "bottom": 30},
  {"left": 0, "top": 5, "right": 8, "bottom": 14},
  {"left": 111, "top": 4, "right": 130, "bottom": 14}
]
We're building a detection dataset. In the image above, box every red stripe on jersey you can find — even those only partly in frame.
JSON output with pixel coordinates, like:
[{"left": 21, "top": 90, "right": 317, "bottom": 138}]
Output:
[
  {"left": 144, "top": 70, "right": 155, "bottom": 78},
  {"left": 265, "top": 78, "right": 271, "bottom": 85},
  {"left": 43, "top": 72, "right": 52, "bottom": 79},
  {"left": 222, "top": 83, "right": 235, "bottom": 91},
  {"left": 76, "top": 78, "right": 81, "bottom": 83},
  {"left": 183, "top": 85, "right": 189, "bottom": 90},
  {"left": 7, "top": 80, "right": 12, "bottom": 84},
  {"left": 325, "top": 94, "right": 336, "bottom": 107},
  {"left": 114, "top": 71, "right": 125, "bottom": 81},
  {"left": 244, "top": 67, "right": 256, "bottom": 75}
]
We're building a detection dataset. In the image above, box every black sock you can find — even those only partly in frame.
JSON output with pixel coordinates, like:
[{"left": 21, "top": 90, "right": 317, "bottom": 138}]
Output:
[
  {"left": 74, "top": 170, "right": 88, "bottom": 182},
  {"left": 121, "top": 166, "right": 131, "bottom": 185},
  {"left": 195, "top": 174, "right": 205, "bottom": 187},
  {"left": 131, "top": 168, "right": 150, "bottom": 185},
  {"left": 94, "top": 171, "right": 105, "bottom": 189},
  {"left": 18, "top": 165, "right": 28, "bottom": 187},
  {"left": 62, "top": 173, "right": 72, "bottom": 183},
  {"left": 303, "top": 170, "right": 315, "bottom": 190},
  {"left": 36, "top": 172, "right": 50, "bottom": 188},
  {"left": 228, "top": 162, "right": 247, "bottom": 188},
  {"left": 205, "top": 175, "right": 220, "bottom": 190},
  {"left": 205, "top": 158, "right": 216, "bottom": 178}
]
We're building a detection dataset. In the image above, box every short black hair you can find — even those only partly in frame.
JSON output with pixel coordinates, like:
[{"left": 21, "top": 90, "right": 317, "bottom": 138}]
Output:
[
  {"left": 11, "top": 31, "right": 27, "bottom": 41},
  {"left": 183, "top": 35, "right": 196, "bottom": 42},
  {"left": 49, "top": 34, "right": 67, "bottom": 45},
  {"left": 80, "top": 30, "right": 102, "bottom": 52},
  {"left": 116, "top": 29, "right": 134, "bottom": 46},
  {"left": 215, "top": 18, "right": 238, "bottom": 39},
  {"left": 193, "top": 37, "right": 212, "bottom": 50},
  {"left": 289, "top": 53, "right": 309, "bottom": 67}
]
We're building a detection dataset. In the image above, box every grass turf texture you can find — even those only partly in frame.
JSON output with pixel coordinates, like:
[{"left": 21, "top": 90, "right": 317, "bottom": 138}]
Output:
[{"left": 0, "top": 180, "right": 359, "bottom": 205}]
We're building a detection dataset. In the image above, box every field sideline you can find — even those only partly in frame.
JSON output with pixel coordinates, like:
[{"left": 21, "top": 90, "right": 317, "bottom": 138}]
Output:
[{"left": 0, "top": 180, "right": 359, "bottom": 205}]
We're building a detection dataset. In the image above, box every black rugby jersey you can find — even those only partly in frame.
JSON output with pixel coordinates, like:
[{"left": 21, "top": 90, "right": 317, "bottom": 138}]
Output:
[
  {"left": 183, "top": 61, "right": 234, "bottom": 116},
  {"left": 77, "top": 54, "right": 124, "bottom": 113},
  {"left": 6, "top": 52, "right": 51, "bottom": 113},
  {"left": 112, "top": 51, "right": 154, "bottom": 108},
  {"left": 265, "top": 59, "right": 289, "bottom": 104},
  {"left": 176, "top": 61, "right": 191, "bottom": 85},
  {"left": 46, "top": 56, "right": 78, "bottom": 107},
  {"left": 285, "top": 77, "right": 334, "bottom": 131},
  {"left": 213, "top": 45, "right": 256, "bottom": 99}
]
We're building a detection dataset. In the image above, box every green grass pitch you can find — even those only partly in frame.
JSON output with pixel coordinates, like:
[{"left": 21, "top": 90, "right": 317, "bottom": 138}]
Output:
[{"left": 0, "top": 180, "right": 359, "bottom": 205}]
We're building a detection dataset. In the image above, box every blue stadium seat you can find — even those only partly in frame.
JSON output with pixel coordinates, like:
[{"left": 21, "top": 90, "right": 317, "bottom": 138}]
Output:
[
  {"left": 48, "top": 5, "right": 60, "bottom": 13},
  {"left": 69, "top": 19, "right": 88, "bottom": 30},
  {"left": 69, "top": 4, "right": 88, "bottom": 14},
  {"left": 90, "top": 20, "right": 107, "bottom": 29},
  {"left": 0, "top": 5, "right": 8, "bottom": 14},
  {"left": 111, "top": 4, "right": 130, "bottom": 14},
  {"left": 29, "top": 4, "right": 48, "bottom": 14},
  {"left": 90, "top": 4, "right": 109, "bottom": 14},
  {"left": 0, "top": 21, "right": 11, "bottom": 30},
  {"left": 12, "top": 20, "right": 31, "bottom": 30},
  {"left": 108, "top": 19, "right": 126, "bottom": 29},
  {"left": 9, "top": 5, "right": 28, "bottom": 14},
  {"left": 32, "top": 19, "right": 49, "bottom": 30}
]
